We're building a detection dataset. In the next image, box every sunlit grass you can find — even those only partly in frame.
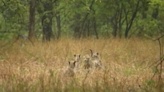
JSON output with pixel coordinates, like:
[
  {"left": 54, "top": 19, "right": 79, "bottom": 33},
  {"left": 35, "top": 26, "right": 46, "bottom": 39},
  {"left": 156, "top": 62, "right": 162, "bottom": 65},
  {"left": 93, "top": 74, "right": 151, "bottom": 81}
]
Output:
[{"left": 0, "top": 38, "right": 164, "bottom": 92}]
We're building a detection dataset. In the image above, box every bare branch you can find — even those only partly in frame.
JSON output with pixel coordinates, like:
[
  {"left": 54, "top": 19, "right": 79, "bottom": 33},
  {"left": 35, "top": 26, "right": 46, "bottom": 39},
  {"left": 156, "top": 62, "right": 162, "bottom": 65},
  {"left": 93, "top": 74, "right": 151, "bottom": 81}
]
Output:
[{"left": 153, "top": 34, "right": 164, "bottom": 41}]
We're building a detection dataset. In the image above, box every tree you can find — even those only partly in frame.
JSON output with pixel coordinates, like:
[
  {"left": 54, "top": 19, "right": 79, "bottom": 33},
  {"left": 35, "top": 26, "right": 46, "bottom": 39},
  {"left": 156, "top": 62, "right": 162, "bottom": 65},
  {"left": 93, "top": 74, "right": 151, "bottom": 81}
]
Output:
[
  {"left": 0, "top": 0, "right": 164, "bottom": 40},
  {"left": 36, "top": 0, "right": 60, "bottom": 41},
  {"left": 28, "top": 0, "right": 36, "bottom": 41},
  {"left": 55, "top": 12, "right": 61, "bottom": 39},
  {"left": 124, "top": 0, "right": 141, "bottom": 38},
  {"left": 41, "top": 1, "right": 53, "bottom": 41},
  {"left": 0, "top": 0, "right": 28, "bottom": 39}
]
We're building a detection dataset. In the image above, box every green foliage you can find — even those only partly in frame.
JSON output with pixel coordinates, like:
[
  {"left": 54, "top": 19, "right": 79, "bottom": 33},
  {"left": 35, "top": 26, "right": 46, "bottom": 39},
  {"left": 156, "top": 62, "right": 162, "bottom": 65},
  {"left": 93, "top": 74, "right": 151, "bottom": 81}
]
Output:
[
  {"left": 135, "top": 17, "right": 161, "bottom": 37},
  {"left": 147, "top": 79, "right": 156, "bottom": 85},
  {"left": 0, "top": 0, "right": 28, "bottom": 40},
  {"left": 0, "top": 0, "right": 164, "bottom": 40}
]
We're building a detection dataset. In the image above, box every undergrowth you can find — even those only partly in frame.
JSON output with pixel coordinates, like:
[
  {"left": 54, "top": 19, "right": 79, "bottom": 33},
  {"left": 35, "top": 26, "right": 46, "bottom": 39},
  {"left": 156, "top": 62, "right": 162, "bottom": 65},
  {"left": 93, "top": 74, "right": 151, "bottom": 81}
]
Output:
[{"left": 0, "top": 38, "right": 163, "bottom": 92}]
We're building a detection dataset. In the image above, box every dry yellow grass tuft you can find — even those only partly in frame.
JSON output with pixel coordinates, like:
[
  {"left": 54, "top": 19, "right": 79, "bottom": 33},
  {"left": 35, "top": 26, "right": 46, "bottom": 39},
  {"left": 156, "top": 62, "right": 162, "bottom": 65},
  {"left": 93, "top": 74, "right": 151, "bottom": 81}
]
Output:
[{"left": 0, "top": 38, "right": 163, "bottom": 91}]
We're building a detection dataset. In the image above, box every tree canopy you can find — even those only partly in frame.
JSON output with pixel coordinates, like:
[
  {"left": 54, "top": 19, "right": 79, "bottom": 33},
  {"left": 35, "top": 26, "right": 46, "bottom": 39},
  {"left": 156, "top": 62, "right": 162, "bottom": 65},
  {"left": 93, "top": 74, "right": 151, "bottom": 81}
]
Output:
[{"left": 0, "top": 0, "right": 164, "bottom": 41}]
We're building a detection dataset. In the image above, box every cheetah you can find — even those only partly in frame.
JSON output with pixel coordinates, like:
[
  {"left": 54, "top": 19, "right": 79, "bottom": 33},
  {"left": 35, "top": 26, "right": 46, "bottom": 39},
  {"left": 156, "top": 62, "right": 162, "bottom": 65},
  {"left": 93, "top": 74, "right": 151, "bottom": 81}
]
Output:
[
  {"left": 73, "top": 54, "right": 81, "bottom": 69},
  {"left": 83, "top": 55, "right": 91, "bottom": 69},
  {"left": 90, "top": 49, "right": 102, "bottom": 69},
  {"left": 63, "top": 60, "right": 76, "bottom": 77}
]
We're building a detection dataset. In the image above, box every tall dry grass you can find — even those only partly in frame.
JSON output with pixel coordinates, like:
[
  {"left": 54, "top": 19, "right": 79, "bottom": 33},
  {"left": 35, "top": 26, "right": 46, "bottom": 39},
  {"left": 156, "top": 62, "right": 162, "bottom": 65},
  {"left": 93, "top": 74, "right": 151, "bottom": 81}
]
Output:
[{"left": 0, "top": 38, "right": 163, "bottom": 92}]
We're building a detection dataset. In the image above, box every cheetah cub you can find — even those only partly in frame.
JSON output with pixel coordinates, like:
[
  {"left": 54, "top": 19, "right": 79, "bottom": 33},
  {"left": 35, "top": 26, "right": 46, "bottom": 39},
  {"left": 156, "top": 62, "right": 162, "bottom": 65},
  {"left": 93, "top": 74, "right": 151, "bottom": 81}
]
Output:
[
  {"left": 83, "top": 55, "right": 91, "bottom": 69},
  {"left": 64, "top": 61, "right": 76, "bottom": 77},
  {"left": 59, "top": 60, "right": 76, "bottom": 90},
  {"left": 74, "top": 54, "right": 81, "bottom": 69},
  {"left": 90, "top": 49, "right": 102, "bottom": 69}
]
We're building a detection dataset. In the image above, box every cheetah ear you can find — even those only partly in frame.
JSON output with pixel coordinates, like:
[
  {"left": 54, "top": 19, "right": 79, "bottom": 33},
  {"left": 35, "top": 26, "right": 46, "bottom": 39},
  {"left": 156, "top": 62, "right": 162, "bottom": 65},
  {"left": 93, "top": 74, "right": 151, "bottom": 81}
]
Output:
[
  {"left": 79, "top": 55, "right": 80, "bottom": 58},
  {"left": 97, "top": 53, "right": 99, "bottom": 55},
  {"left": 90, "top": 49, "right": 93, "bottom": 57},
  {"left": 74, "top": 54, "right": 76, "bottom": 57},
  {"left": 73, "top": 61, "right": 76, "bottom": 65},
  {"left": 68, "top": 61, "right": 70, "bottom": 65}
]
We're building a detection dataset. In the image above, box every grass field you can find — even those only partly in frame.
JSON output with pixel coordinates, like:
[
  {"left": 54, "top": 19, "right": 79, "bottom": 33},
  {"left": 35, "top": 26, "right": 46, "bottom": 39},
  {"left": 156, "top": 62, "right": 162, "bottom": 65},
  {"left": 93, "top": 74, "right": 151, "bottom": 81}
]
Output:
[{"left": 0, "top": 38, "right": 164, "bottom": 92}]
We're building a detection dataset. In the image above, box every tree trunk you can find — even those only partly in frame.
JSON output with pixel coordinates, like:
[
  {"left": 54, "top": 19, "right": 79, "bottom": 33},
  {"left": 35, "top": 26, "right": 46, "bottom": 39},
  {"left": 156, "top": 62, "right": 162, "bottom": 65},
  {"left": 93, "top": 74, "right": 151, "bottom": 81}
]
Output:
[
  {"left": 141, "top": 0, "right": 149, "bottom": 19},
  {"left": 124, "top": 0, "right": 140, "bottom": 38},
  {"left": 111, "top": 13, "right": 118, "bottom": 38},
  {"left": 74, "top": 0, "right": 95, "bottom": 39},
  {"left": 42, "top": 15, "right": 52, "bottom": 41},
  {"left": 73, "top": 26, "right": 80, "bottom": 38},
  {"left": 152, "top": 7, "right": 159, "bottom": 19},
  {"left": 93, "top": 18, "right": 98, "bottom": 39},
  {"left": 56, "top": 14, "right": 61, "bottom": 39},
  {"left": 112, "top": 25, "right": 117, "bottom": 38},
  {"left": 28, "top": 1, "right": 35, "bottom": 41},
  {"left": 42, "top": 2, "right": 53, "bottom": 41}
]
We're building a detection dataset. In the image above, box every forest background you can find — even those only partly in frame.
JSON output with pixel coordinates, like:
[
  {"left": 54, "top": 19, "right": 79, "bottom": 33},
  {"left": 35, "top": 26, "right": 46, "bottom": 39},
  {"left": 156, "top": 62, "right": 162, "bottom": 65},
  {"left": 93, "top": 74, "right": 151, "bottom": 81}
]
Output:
[{"left": 0, "top": 0, "right": 163, "bottom": 41}]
